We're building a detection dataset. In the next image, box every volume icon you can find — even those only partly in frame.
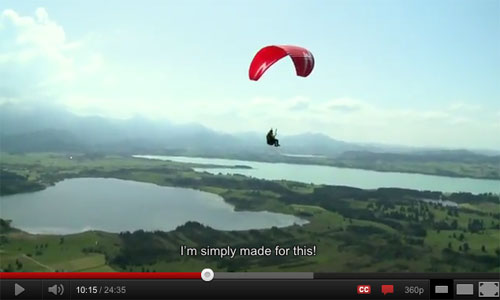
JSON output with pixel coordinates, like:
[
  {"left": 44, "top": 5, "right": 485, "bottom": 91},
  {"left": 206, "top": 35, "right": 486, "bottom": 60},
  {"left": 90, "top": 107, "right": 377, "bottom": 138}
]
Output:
[{"left": 48, "top": 284, "right": 64, "bottom": 296}]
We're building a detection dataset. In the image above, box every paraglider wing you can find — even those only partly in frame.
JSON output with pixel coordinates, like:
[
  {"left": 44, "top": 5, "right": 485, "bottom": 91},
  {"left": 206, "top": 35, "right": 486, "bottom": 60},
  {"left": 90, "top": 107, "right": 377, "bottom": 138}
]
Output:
[{"left": 249, "top": 45, "right": 314, "bottom": 81}]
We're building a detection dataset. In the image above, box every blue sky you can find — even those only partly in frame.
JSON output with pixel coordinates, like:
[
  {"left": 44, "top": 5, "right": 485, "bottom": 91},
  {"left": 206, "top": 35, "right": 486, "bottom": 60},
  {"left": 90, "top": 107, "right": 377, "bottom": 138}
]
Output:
[{"left": 1, "top": 0, "right": 499, "bottom": 148}]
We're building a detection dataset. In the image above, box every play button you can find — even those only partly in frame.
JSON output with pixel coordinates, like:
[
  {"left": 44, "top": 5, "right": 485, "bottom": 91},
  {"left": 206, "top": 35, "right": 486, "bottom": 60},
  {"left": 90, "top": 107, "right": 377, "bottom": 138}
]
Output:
[
  {"left": 0, "top": 280, "right": 41, "bottom": 299},
  {"left": 14, "top": 283, "right": 25, "bottom": 296}
]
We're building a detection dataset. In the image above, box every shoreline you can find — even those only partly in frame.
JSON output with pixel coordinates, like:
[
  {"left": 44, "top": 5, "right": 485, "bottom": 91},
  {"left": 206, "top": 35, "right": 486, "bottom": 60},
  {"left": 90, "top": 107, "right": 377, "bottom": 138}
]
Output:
[{"left": 135, "top": 154, "right": 500, "bottom": 181}]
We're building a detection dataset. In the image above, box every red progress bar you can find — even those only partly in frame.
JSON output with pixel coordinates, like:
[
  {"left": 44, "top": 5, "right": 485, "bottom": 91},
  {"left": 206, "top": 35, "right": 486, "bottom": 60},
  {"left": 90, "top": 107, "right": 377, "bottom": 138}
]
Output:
[{"left": 0, "top": 272, "right": 201, "bottom": 279}]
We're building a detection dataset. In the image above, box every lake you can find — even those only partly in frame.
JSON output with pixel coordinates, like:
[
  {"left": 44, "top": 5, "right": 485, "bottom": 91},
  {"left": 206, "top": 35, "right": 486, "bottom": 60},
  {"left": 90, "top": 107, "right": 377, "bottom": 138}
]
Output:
[
  {"left": 0, "top": 178, "right": 307, "bottom": 234},
  {"left": 135, "top": 155, "right": 500, "bottom": 194}
]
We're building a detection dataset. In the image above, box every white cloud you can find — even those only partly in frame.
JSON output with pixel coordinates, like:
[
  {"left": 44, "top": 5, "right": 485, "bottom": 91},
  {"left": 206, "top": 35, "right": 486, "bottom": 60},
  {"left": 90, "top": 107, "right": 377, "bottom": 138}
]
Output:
[
  {"left": 448, "top": 102, "right": 482, "bottom": 112},
  {"left": 0, "top": 8, "right": 101, "bottom": 104},
  {"left": 323, "top": 98, "right": 364, "bottom": 112}
]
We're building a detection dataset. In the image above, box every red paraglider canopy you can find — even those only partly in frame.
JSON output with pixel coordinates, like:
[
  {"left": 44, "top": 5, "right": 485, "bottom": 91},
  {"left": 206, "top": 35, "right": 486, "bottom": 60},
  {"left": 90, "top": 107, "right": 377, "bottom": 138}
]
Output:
[{"left": 249, "top": 45, "right": 314, "bottom": 81}]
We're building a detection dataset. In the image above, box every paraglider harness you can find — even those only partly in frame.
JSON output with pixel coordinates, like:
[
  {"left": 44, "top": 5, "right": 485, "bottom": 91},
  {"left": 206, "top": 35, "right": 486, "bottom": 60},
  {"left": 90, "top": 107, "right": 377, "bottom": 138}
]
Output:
[{"left": 266, "top": 129, "right": 280, "bottom": 147}]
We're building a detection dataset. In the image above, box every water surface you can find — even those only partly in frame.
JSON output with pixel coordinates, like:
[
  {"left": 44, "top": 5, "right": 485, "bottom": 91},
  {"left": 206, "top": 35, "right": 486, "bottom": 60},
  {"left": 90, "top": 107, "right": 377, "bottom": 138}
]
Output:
[
  {"left": 0, "top": 178, "right": 307, "bottom": 234},
  {"left": 135, "top": 155, "right": 500, "bottom": 194}
]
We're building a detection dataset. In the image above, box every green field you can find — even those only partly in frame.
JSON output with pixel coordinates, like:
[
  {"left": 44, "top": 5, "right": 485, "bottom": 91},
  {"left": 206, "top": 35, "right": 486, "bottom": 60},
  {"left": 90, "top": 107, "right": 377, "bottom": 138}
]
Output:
[{"left": 1, "top": 153, "right": 499, "bottom": 272}]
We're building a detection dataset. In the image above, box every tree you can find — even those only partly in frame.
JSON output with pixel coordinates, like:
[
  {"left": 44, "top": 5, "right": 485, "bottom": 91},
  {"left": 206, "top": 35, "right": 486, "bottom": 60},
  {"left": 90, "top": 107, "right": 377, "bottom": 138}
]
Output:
[
  {"left": 6, "top": 263, "right": 14, "bottom": 272},
  {"left": 463, "top": 243, "right": 470, "bottom": 252},
  {"left": 467, "top": 219, "right": 484, "bottom": 233},
  {"left": 16, "top": 260, "right": 23, "bottom": 270},
  {"left": 458, "top": 233, "right": 465, "bottom": 241},
  {"left": 481, "top": 245, "right": 486, "bottom": 253},
  {"left": 448, "top": 242, "right": 452, "bottom": 249}
]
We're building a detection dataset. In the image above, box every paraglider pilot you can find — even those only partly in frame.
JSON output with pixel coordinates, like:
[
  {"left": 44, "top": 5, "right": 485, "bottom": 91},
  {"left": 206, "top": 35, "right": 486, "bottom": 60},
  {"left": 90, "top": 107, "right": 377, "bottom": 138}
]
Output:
[{"left": 266, "top": 128, "right": 280, "bottom": 147}]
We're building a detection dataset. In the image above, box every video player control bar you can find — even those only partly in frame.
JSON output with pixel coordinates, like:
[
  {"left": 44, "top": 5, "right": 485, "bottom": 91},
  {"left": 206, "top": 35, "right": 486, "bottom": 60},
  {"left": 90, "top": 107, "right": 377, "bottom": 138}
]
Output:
[
  {"left": 2, "top": 279, "right": 430, "bottom": 299},
  {"left": 1, "top": 272, "right": 498, "bottom": 299}
]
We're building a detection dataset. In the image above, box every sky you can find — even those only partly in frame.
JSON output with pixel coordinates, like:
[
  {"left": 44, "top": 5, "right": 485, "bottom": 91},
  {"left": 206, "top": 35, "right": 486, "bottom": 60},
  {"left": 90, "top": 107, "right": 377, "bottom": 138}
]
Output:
[{"left": 1, "top": 0, "right": 499, "bottom": 149}]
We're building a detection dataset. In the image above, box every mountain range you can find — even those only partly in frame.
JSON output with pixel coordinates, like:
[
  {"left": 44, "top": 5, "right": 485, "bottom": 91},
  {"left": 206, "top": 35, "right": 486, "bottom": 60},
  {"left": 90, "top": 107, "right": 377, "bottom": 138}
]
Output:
[{"left": 1, "top": 102, "right": 499, "bottom": 160}]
